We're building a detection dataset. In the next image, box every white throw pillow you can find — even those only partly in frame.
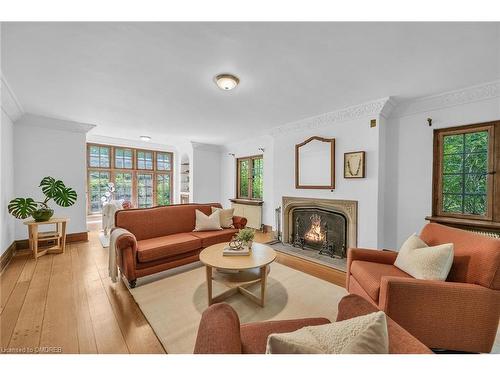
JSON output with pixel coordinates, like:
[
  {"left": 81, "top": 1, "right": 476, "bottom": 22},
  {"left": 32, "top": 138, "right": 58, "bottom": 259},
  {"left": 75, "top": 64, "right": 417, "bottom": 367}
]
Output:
[
  {"left": 211, "top": 207, "right": 234, "bottom": 228},
  {"left": 394, "top": 233, "right": 454, "bottom": 281},
  {"left": 266, "top": 311, "right": 388, "bottom": 354},
  {"left": 193, "top": 209, "right": 222, "bottom": 231}
]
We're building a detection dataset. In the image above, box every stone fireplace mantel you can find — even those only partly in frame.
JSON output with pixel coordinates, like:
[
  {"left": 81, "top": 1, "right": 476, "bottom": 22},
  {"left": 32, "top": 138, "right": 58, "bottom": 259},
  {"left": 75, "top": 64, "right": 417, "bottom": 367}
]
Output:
[{"left": 282, "top": 196, "right": 358, "bottom": 249}]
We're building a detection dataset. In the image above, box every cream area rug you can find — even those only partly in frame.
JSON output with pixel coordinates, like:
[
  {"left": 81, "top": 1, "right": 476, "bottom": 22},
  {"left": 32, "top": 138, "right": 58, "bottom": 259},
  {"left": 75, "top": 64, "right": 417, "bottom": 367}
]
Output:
[{"left": 129, "top": 262, "right": 348, "bottom": 353}]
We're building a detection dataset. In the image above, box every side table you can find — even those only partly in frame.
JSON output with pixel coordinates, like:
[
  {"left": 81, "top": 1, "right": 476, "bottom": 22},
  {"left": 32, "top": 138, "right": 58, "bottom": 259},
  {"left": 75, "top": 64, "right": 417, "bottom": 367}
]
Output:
[{"left": 23, "top": 217, "right": 69, "bottom": 259}]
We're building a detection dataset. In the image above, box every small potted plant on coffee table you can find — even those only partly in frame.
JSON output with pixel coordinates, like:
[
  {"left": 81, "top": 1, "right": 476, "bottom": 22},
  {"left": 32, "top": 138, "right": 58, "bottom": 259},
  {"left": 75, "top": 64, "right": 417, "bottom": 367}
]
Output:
[{"left": 236, "top": 228, "right": 255, "bottom": 249}]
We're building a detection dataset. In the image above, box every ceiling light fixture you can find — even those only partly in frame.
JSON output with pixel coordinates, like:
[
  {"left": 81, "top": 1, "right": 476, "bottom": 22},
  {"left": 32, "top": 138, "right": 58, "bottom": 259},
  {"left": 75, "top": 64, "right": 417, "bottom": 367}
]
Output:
[
  {"left": 140, "top": 135, "right": 151, "bottom": 142},
  {"left": 215, "top": 73, "right": 239, "bottom": 91}
]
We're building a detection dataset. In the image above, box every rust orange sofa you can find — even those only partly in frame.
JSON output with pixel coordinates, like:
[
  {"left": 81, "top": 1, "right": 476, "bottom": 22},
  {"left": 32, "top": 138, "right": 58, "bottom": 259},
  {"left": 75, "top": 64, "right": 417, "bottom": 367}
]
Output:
[
  {"left": 347, "top": 222, "right": 500, "bottom": 353},
  {"left": 194, "top": 294, "right": 432, "bottom": 354},
  {"left": 114, "top": 203, "right": 247, "bottom": 288}
]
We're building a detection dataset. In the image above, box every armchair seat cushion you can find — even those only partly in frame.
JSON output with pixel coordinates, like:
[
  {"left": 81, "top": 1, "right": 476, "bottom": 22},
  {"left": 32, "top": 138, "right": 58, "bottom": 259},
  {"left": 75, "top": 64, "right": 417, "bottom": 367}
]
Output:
[
  {"left": 191, "top": 228, "right": 239, "bottom": 247},
  {"left": 351, "top": 260, "right": 412, "bottom": 302},
  {"left": 137, "top": 233, "right": 202, "bottom": 262}
]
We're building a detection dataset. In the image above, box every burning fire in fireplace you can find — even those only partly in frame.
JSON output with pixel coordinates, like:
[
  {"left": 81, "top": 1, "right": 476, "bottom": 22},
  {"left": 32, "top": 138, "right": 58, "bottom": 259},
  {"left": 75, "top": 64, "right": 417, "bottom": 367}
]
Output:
[{"left": 304, "top": 214, "right": 325, "bottom": 243}]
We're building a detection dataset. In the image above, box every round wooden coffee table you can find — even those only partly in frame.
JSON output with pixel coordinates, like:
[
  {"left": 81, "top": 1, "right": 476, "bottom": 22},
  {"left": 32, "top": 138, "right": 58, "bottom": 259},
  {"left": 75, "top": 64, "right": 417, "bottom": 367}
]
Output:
[{"left": 199, "top": 242, "right": 277, "bottom": 307}]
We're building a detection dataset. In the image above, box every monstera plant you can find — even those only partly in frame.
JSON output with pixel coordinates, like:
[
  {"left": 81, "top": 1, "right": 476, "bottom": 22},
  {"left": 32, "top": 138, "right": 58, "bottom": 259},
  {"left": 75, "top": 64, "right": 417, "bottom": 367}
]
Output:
[{"left": 8, "top": 176, "right": 77, "bottom": 222}]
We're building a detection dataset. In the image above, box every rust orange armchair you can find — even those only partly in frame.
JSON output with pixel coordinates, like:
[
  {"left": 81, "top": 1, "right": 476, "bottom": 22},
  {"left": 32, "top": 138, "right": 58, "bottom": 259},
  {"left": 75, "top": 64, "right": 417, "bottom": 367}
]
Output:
[{"left": 346, "top": 223, "right": 500, "bottom": 353}]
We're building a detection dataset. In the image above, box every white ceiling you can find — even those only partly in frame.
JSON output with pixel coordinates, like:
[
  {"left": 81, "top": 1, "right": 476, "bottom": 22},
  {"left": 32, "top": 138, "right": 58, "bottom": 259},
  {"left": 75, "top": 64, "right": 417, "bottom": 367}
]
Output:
[{"left": 1, "top": 22, "right": 499, "bottom": 145}]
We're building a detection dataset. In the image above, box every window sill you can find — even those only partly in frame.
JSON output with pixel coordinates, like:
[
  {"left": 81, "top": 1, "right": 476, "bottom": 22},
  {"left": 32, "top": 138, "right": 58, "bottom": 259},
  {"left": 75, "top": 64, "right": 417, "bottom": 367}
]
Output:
[
  {"left": 230, "top": 198, "right": 264, "bottom": 206},
  {"left": 425, "top": 216, "right": 500, "bottom": 230}
]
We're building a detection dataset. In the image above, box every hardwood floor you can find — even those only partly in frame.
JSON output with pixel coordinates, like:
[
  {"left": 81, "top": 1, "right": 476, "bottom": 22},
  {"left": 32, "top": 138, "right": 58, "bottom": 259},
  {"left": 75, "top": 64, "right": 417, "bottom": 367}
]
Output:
[{"left": 0, "top": 229, "right": 346, "bottom": 354}]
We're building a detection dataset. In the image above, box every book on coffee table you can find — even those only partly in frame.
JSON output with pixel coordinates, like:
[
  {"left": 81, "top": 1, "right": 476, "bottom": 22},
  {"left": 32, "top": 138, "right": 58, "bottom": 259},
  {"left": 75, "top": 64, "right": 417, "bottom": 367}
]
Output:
[{"left": 223, "top": 246, "right": 250, "bottom": 256}]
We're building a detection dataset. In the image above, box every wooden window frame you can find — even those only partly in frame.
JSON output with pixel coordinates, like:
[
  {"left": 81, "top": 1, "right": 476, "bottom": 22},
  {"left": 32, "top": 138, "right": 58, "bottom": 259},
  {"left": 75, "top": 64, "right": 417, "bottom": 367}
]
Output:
[
  {"left": 87, "top": 144, "right": 112, "bottom": 169},
  {"left": 114, "top": 147, "right": 134, "bottom": 170},
  {"left": 87, "top": 169, "right": 111, "bottom": 214},
  {"left": 86, "top": 143, "right": 173, "bottom": 214},
  {"left": 432, "top": 121, "right": 499, "bottom": 225},
  {"left": 136, "top": 149, "right": 154, "bottom": 171},
  {"left": 236, "top": 154, "right": 263, "bottom": 201}
]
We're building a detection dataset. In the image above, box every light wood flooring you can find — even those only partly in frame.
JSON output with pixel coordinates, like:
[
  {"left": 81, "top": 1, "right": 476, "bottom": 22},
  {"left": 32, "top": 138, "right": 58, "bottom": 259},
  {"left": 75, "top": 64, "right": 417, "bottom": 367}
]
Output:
[{"left": 0, "top": 229, "right": 345, "bottom": 354}]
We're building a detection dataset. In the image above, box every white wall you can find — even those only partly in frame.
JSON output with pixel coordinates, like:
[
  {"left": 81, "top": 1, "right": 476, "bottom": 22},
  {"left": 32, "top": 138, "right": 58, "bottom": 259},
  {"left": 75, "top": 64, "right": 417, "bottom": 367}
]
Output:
[
  {"left": 272, "top": 116, "right": 382, "bottom": 248},
  {"left": 1, "top": 109, "right": 15, "bottom": 253},
  {"left": 192, "top": 143, "right": 222, "bottom": 203},
  {"left": 220, "top": 135, "right": 274, "bottom": 226},
  {"left": 389, "top": 95, "right": 500, "bottom": 247},
  {"left": 13, "top": 114, "right": 93, "bottom": 239}
]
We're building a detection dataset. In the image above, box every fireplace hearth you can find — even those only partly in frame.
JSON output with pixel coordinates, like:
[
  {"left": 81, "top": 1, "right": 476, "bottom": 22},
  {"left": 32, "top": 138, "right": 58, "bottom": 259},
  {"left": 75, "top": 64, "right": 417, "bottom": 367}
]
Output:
[{"left": 282, "top": 197, "right": 357, "bottom": 260}]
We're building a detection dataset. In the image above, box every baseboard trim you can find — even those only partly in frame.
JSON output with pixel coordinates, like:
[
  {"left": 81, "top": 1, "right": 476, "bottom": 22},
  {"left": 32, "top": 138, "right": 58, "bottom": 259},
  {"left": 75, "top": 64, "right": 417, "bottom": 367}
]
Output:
[
  {"left": 0, "top": 241, "right": 17, "bottom": 273},
  {"left": 13, "top": 231, "right": 89, "bottom": 251}
]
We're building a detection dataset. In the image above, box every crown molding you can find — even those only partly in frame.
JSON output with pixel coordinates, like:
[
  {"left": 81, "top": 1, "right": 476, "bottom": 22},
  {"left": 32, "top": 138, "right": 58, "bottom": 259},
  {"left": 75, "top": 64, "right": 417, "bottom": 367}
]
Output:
[
  {"left": 16, "top": 113, "right": 96, "bottom": 134},
  {"left": 1, "top": 73, "right": 24, "bottom": 122},
  {"left": 392, "top": 80, "right": 500, "bottom": 118},
  {"left": 269, "top": 97, "right": 391, "bottom": 137}
]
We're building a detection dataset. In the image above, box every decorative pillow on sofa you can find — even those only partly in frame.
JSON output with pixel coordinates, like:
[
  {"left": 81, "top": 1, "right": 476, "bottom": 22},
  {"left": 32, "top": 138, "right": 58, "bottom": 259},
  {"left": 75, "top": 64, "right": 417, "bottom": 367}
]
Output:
[
  {"left": 266, "top": 311, "right": 389, "bottom": 354},
  {"left": 193, "top": 209, "right": 222, "bottom": 231},
  {"left": 211, "top": 207, "right": 234, "bottom": 228},
  {"left": 394, "top": 233, "right": 454, "bottom": 281}
]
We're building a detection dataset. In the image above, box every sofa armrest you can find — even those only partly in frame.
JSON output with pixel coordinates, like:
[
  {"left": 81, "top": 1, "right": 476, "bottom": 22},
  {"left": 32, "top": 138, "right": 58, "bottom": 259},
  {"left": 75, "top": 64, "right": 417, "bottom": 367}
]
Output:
[
  {"left": 232, "top": 215, "right": 247, "bottom": 229},
  {"left": 347, "top": 248, "right": 398, "bottom": 265},
  {"left": 112, "top": 228, "right": 138, "bottom": 282},
  {"left": 379, "top": 277, "right": 500, "bottom": 352},
  {"left": 194, "top": 303, "right": 242, "bottom": 354},
  {"left": 346, "top": 248, "right": 398, "bottom": 288}
]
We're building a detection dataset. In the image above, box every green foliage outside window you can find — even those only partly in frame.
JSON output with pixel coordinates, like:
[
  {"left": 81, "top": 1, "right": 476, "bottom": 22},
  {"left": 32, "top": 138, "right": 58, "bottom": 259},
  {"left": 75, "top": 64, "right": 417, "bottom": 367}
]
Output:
[
  {"left": 252, "top": 158, "right": 263, "bottom": 199},
  {"left": 442, "top": 131, "right": 488, "bottom": 216}
]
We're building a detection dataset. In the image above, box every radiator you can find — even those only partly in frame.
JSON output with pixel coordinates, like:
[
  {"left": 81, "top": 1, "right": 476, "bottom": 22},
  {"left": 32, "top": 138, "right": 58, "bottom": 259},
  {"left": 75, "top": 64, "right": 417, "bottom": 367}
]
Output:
[
  {"left": 232, "top": 202, "right": 262, "bottom": 230},
  {"left": 466, "top": 229, "right": 500, "bottom": 239}
]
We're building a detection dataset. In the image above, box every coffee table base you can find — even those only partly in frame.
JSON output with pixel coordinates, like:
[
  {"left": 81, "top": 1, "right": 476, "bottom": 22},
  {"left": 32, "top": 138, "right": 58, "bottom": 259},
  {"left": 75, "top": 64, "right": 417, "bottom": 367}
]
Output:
[{"left": 205, "top": 265, "right": 269, "bottom": 307}]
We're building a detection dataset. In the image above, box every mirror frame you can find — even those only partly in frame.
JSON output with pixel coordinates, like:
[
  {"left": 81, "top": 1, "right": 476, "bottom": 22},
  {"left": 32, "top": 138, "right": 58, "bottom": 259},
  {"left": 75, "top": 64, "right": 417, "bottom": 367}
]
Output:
[{"left": 295, "top": 136, "right": 335, "bottom": 189}]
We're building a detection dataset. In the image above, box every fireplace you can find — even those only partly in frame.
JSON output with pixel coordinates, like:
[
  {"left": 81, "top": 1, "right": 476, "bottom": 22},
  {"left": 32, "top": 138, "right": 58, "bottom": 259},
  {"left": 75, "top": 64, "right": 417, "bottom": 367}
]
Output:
[
  {"left": 291, "top": 208, "right": 347, "bottom": 258},
  {"left": 282, "top": 197, "right": 357, "bottom": 259}
]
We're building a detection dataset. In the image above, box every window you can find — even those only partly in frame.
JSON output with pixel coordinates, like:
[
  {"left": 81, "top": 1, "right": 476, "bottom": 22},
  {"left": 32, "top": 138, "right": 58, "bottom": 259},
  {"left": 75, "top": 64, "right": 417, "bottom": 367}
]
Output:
[
  {"left": 157, "top": 152, "right": 171, "bottom": 171},
  {"left": 433, "top": 122, "right": 498, "bottom": 222},
  {"left": 237, "top": 155, "right": 263, "bottom": 200},
  {"left": 156, "top": 174, "right": 171, "bottom": 206},
  {"left": 88, "top": 171, "right": 110, "bottom": 213},
  {"left": 137, "top": 151, "right": 153, "bottom": 170},
  {"left": 114, "top": 172, "right": 132, "bottom": 201},
  {"left": 115, "top": 148, "right": 133, "bottom": 169},
  {"left": 137, "top": 173, "right": 153, "bottom": 208},
  {"left": 88, "top": 145, "right": 110, "bottom": 168},
  {"left": 86, "top": 144, "right": 173, "bottom": 213}
]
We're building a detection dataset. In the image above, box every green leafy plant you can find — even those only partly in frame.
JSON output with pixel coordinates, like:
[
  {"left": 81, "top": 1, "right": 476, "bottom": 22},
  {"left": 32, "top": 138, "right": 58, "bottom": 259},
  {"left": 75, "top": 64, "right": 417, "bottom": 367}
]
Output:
[
  {"left": 8, "top": 176, "right": 77, "bottom": 220},
  {"left": 236, "top": 228, "right": 255, "bottom": 243}
]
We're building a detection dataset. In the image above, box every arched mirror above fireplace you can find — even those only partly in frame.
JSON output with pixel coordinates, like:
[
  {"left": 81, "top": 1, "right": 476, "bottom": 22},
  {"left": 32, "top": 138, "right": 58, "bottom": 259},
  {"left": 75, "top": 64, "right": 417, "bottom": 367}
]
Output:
[{"left": 295, "top": 136, "right": 335, "bottom": 189}]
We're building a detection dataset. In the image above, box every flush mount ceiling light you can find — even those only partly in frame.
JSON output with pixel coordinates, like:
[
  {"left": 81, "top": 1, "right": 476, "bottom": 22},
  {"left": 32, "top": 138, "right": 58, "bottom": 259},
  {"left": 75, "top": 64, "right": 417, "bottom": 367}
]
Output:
[
  {"left": 140, "top": 135, "right": 151, "bottom": 142},
  {"left": 214, "top": 73, "right": 240, "bottom": 91}
]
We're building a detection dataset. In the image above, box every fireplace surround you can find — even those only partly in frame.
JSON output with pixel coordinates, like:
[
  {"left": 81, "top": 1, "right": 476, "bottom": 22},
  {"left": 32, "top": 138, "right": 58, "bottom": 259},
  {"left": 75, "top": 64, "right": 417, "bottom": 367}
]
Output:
[{"left": 282, "top": 196, "right": 357, "bottom": 258}]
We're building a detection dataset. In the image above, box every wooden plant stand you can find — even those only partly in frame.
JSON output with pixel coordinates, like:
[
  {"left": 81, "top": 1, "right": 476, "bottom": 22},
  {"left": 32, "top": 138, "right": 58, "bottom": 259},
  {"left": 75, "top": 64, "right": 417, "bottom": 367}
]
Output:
[{"left": 23, "top": 218, "right": 69, "bottom": 259}]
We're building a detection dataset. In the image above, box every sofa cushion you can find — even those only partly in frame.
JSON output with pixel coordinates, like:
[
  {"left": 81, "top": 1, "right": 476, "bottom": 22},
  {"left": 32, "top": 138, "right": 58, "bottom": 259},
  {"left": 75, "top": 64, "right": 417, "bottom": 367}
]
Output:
[
  {"left": 115, "top": 203, "right": 222, "bottom": 240},
  {"left": 191, "top": 228, "right": 239, "bottom": 247},
  {"left": 137, "top": 233, "right": 202, "bottom": 262},
  {"left": 350, "top": 261, "right": 412, "bottom": 302}
]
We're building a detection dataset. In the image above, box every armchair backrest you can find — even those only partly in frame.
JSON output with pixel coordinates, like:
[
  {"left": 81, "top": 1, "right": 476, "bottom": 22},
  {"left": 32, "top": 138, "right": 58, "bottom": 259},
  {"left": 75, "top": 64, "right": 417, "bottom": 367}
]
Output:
[
  {"left": 420, "top": 223, "right": 500, "bottom": 290},
  {"left": 115, "top": 203, "right": 222, "bottom": 241}
]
